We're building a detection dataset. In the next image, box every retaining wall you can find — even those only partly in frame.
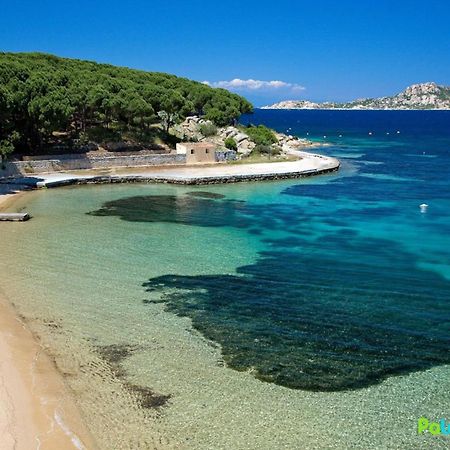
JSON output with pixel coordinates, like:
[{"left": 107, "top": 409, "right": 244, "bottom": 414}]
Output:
[{"left": 0, "top": 154, "right": 186, "bottom": 178}]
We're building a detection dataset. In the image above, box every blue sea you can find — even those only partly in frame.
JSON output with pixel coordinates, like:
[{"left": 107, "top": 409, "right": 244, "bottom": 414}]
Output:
[{"left": 1, "top": 110, "right": 449, "bottom": 449}]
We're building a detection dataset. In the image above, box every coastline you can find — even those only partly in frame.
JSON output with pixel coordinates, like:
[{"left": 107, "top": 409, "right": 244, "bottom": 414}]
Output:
[
  {"left": 0, "top": 292, "right": 97, "bottom": 450},
  {"left": 0, "top": 194, "right": 97, "bottom": 450},
  {"left": 1, "top": 152, "right": 340, "bottom": 189}
]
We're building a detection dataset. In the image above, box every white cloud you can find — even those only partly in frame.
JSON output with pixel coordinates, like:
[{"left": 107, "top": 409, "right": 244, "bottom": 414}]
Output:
[{"left": 203, "top": 78, "right": 305, "bottom": 92}]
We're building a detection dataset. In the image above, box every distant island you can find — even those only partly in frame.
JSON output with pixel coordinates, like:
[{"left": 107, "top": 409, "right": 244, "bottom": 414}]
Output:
[{"left": 262, "top": 83, "right": 450, "bottom": 110}]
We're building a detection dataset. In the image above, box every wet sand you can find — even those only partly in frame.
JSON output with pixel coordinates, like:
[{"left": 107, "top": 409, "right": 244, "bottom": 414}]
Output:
[{"left": 0, "top": 188, "right": 25, "bottom": 212}]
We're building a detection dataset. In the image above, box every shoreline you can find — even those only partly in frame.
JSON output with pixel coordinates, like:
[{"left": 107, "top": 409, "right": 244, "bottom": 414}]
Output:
[
  {"left": 1, "top": 152, "right": 340, "bottom": 190},
  {"left": 0, "top": 190, "right": 26, "bottom": 212},
  {"left": 0, "top": 194, "right": 97, "bottom": 449},
  {"left": 0, "top": 289, "right": 97, "bottom": 450}
]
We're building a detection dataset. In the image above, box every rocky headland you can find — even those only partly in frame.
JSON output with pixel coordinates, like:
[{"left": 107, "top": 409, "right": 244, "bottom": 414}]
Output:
[{"left": 173, "top": 116, "right": 321, "bottom": 158}]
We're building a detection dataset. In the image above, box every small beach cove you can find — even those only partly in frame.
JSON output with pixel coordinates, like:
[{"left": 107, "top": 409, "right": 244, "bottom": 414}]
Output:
[{"left": 0, "top": 154, "right": 340, "bottom": 450}]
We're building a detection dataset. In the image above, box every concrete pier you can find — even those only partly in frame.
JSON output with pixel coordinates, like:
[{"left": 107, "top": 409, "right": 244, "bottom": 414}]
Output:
[
  {"left": 3, "top": 153, "right": 340, "bottom": 189},
  {"left": 0, "top": 213, "right": 31, "bottom": 222}
]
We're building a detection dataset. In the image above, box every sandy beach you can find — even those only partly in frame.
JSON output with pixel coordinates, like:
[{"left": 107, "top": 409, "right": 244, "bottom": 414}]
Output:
[{"left": 0, "top": 193, "right": 96, "bottom": 450}]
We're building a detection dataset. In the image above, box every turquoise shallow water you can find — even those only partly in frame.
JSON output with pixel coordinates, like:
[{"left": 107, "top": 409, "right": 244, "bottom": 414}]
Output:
[{"left": 1, "top": 110, "right": 450, "bottom": 448}]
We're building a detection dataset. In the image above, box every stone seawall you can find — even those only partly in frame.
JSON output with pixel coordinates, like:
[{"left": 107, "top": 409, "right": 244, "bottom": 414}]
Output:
[
  {"left": 0, "top": 154, "right": 186, "bottom": 178},
  {"left": 32, "top": 163, "right": 339, "bottom": 188}
]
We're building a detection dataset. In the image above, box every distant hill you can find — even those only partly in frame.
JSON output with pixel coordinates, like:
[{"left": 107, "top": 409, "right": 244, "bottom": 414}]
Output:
[
  {"left": 262, "top": 83, "right": 450, "bottom": 110},
  {"left": 0, "top": 52, "right": 252, "bottom": 156}
]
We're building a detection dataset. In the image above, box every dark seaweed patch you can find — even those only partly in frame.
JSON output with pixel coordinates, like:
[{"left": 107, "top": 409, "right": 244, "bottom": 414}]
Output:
[
  {"left": 143, "top": 231, "right": 450, "bottom": 392},
  {"left": 96, "top": 344, "right": 170, "bottom": 408},
  {"left": 126, "top": 384, "right": 171, "bottom": 409},
  {"left": 87, "top": 195, "right": 252, "bottom": 228},
  {"left": 96, "top": 344, "right": 138, "bottom": 377},
  {"left": 142, "top": 298, "right": 166, "bottom": 304}
]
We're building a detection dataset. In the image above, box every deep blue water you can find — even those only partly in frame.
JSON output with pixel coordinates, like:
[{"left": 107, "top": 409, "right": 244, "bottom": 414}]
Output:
[
  {"left": 93, "top": 110, "right": 450, "bottom": 391},
  {"left": 242, "top": 109, "right": 450, "bottom": 141}
]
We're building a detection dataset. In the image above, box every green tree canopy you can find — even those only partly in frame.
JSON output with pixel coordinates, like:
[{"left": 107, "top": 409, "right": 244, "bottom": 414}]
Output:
[
  {"left": 244, "top": 125, "right": 277, "bottom": 146},
  {"left": 0, "top": 52, "right": 253, "bottom": 153}
]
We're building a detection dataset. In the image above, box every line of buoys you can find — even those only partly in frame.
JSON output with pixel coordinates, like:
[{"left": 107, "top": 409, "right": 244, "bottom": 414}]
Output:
[{"left": 298, "top": 130, "right": 400, "bottom": 139}]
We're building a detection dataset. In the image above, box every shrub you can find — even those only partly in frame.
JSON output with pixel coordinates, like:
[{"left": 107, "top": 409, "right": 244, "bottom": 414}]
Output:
[
  {"left": 245, "top": 125, "right": 277, "bottom": 146},
  {"left": 199, "top": 122, "right": 218, "bottom": 137},
  {"left": 224, "top": 137, "right": 237, "bottom": 150},
  {"left": 0, "top": 139, "right": 15, "bottom": 161},
  {"left": 86, "top": 126, "right": 121, "bottom": 143},
  {"left": 0, "top": 131, "right": 20, "bottom": 166},
  {"left": 77, "top": 132, "right": 90, "bottom": 146},
  {"left": 164, "top": 132, "right": 182, "bottom": 148},
  {"left": 251, "top": 144, "right": 281, "bottom": 157}
]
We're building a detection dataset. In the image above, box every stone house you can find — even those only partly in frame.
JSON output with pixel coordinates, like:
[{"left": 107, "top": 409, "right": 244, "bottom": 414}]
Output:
[{"left": 176, "top": 142, "right": 217, "bottom": 164}]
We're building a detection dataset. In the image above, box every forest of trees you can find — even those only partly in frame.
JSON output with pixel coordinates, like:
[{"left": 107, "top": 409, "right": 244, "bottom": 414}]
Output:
[{"left": 0, "top": 52, "right": 253, "bottom": 157}]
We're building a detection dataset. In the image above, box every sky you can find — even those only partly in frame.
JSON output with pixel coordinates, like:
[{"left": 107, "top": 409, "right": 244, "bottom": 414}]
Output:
[{"left": 1, "top": 0, "right": 449, "bottom": 106}]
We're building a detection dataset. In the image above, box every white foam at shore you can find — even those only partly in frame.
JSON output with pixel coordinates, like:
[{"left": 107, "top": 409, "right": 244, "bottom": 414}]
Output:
[{"left": 54, "top": 411, "right": 86, "bottom": 450}]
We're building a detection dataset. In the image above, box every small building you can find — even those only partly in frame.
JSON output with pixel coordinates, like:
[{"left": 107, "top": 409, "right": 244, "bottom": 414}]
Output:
[{"left": 176, "top": 142, "right": 218, "bottom": 164}]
